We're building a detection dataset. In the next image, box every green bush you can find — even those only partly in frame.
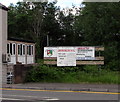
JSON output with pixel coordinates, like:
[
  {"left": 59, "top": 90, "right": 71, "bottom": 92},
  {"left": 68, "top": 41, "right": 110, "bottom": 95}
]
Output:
[
  {"left": 83, "top": 65, "right": 98, "bottom": 72},
  {"left": 25, "top": 64, "right": 120, "bottom": 84},
  {"left": 106, "top": 60, "right": 119, "bottom": 71},
  {"left": 26, "top": 65, "right": 64, "bottom": 82}
]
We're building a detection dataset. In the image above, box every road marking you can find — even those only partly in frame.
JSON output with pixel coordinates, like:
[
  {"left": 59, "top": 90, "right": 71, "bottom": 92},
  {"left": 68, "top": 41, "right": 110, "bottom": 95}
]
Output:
[
  {"left": 3, "top": 94, "right": 39, "bottom": 98},
  {"left": 2, "top": 95, "right": 60, "bottom": 101},
  {"left": 44, "top": 98, "right": 59, "bottom": 100},
  {"left": 42, "top": 97, "right": 59, "bottom": 100},
  {"left": 1, "top": 98, "right": 24, "bottom": 100},
  {"left": 1, "top": 88, "right": 120, "bottom": 95}
]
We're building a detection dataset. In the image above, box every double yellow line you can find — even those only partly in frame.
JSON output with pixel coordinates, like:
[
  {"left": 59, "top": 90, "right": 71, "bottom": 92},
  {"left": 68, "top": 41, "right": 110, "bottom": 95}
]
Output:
[{"left": 1, "top": 88, "right": 120, "bottom": 95}]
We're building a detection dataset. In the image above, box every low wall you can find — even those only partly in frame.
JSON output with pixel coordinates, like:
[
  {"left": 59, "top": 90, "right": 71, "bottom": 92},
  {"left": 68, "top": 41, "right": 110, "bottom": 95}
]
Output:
[
  {"left": 14, "top": 64, "right": 33, "bottom": 84},
  {"left": 2, "top": 64, "right": 7, "bottom": 84}
]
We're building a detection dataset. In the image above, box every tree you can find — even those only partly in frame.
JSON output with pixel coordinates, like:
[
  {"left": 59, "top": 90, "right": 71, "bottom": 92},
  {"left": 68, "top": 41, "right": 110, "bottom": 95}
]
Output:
[
  {"left": 8, "top": 1, "right": 63, "bottom": 59},
  {"left": 74, "top": 2, "right": 120, "bottom": 70},
  {"left": 58, "top": 7, "right": 78, "bottom": 46},
  {"left": 8, "top": 2, "right": 33, "bottom": 40},
  {"left": 42, "top": 2, "right": 62, "bottom": 46}
]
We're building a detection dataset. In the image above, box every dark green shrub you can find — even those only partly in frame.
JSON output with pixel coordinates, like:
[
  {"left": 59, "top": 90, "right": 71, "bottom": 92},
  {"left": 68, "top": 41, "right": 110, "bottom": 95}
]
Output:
[
  {"left": 25, "top": 64, "right": 119, "bottom": 84},
  {"left": 83, "top": 65, "right": 100, "bottom": 76},
  {"left": 25, "top": 65, "right": 65, "bottom": 82},
  {"left": 106, "top": 60, "right": 119, "bottom": 71}
]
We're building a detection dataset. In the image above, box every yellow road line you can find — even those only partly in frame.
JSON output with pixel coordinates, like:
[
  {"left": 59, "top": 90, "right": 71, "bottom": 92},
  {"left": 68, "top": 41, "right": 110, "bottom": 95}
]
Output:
[{"left": 1, "top": 88, "right": 120, "bottom": 95}]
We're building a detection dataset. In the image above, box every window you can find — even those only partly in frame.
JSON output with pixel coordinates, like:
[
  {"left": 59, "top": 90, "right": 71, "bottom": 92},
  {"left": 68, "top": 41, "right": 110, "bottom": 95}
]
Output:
[
  {"left": 13, "top": 44, "right": 16, "bottom": 55},
  {"left": 7, "top": 43, "right": 16, "bottom": 55},
  {"left": 7, "top": 43, "right": 10, "bottom": 53},
  {"left": 18, "top": 44, "right": 22, "bottom": 55},
  {"left": 29, "top": 45, "right": 31, "bottom": 55},
  {"left": 27, "top": 46, "right": 29, "bottom": 55},
  {"left": 31, "top": 45, "right": 33, "bottom": 55},
  {"left": 10, "top": 43, "right": 12, "bottom": 55},
  {"left": 18, "top": 45, "right": 20, "bottom": 55},
  {"left": 20, "top": 44, "right": 22, "bottom": 55},
  {"left": 23, "top": 45, "right": 25, "bottom": 55},
  {"left": 27, "top": 45, "right": 33, "bottom": 55}
]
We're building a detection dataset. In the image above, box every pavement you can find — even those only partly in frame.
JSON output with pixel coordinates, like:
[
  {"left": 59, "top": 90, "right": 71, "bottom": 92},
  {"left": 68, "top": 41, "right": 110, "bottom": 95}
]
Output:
[{"left": 2, "top": 83, "right": 120, "bottom": 93}]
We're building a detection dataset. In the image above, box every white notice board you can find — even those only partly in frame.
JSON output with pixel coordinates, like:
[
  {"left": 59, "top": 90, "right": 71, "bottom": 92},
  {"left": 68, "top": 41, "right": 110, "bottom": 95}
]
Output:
[
  {"left": 57, "top": 47, "right": 76, "bottom": 66},
  {"left": 76, "top": 47, "right": 95, "bottom": 60}
]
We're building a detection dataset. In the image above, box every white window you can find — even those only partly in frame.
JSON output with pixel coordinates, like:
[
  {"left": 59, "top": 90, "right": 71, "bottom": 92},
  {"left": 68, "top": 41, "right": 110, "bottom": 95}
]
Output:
[
  {"left": 7, "top": 43, "right": 10, "bottom": 54},
  {"left": 18, "top": 44, "right": 22, "bottom": 55},
  {"left": 31, "top": 45, "right": 33, "bottom": 55},
  {"left": 7, "top": 43, "right": 16, "bottom": 55},
  {"left": 23, "top": 45, "right": 25, "bottom": 55},
  {"left": 10, "top": 43, "right": 12, "bottom": 55},
  {"left": 27, "top": 45, "right": 33, "bottom": 55},
  {"left": 12, "top": 43, "right": 16, "bottom": 55},
  {"left": 29, "top": 45, "right": 31, "bottom": 55},
  {"left": 27, "top": 45, "right": 29, "bottom": 55}
]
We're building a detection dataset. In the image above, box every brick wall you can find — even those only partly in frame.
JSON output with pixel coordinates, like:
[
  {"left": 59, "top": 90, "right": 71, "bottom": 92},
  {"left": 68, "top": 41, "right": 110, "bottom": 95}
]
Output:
[{"left": 14, "top": 64, "right": 33, "bottom": 84}]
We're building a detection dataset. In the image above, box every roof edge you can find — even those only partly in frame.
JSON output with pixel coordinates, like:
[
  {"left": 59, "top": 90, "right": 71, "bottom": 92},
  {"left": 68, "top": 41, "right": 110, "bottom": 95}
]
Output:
[
  {"left": 8, "top": 37, "right": 35, "bottom": 43},
  {"left": 0, "top": 3, "right": 9, "bottom": 11}
]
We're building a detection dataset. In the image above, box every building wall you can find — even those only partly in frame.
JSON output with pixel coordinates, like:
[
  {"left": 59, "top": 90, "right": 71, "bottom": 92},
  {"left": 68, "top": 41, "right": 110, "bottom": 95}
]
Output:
[
  {"left": 2, "top": 9, "right": 7, "bottom": 55},
  {"left": 0, "top": 8, "right": 8, "bottom": 84},
  {"left": 0, "top": 7, "right": 2, "bottom": 95}
]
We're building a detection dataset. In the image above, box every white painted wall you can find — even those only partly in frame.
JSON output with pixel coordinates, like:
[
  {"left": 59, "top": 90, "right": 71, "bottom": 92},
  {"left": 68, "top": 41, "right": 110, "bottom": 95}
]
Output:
[
  {"left": 0, "top": 10, "right": 2, "bottom": 62},
  {"left": 9, "top": 56, "right": 16, "bottom": 64},
  {"left": 0, "top": 8, "right": 3, "bottom": 101},
  {"left": 0, "top": 7, "right": 8, "bottom": 84},
  {"left": 27, "top": 56, "right": 34, "bottom": 64},
  {"left": 18, "top": 56, "right": 26, "bottom": 64}
]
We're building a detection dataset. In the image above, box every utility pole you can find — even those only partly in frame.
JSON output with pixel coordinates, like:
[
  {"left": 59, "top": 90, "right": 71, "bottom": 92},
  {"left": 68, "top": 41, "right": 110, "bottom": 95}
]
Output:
[{"left": 47, "top": 35, "right": 49, "bottom": 46}]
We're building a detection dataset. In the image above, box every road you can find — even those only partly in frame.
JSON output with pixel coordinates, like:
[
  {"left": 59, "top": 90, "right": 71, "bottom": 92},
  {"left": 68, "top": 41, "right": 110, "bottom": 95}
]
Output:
[{"left": 1, "top": 88, "right": 119, "bottom": 102}]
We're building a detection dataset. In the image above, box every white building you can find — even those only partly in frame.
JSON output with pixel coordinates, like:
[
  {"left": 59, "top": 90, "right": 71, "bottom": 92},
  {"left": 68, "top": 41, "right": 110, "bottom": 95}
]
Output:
[
  {"left": 7, "top": 37, "right": 35, "bottom": 64},
  {"left": 0, "top": 3, "right": 35, "bottom": 85},
  {"left": 0, "top": 3, "right": 9, "bottom": 84}
]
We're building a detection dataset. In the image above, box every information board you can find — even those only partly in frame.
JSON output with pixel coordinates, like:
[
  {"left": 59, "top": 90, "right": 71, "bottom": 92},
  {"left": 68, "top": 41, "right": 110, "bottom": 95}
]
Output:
[
  {"left": 44, "top": 46, "right": 95, "bottom": 65},
  {"left": 76, "top": 47, "right": 95, "bottom": 60},
  {"left": 57, "top": 47, "right": 76, "bottom": 66}
]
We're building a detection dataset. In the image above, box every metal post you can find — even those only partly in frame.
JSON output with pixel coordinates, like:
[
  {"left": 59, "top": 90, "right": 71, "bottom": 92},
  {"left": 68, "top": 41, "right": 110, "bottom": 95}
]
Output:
[{"left": 47, "top": 35, "right": 49, "bottom": 46}]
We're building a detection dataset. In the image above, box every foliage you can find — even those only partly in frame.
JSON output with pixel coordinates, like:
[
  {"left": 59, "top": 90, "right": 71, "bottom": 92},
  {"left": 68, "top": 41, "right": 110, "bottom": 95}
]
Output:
[
  {"left": 8, "top": 2, "right": 120, "bottom": 70},
  {"left": 74, "top": 2, "right": 120, "bottom": 70},
  {"left": 25, "top": 65, "right": 120, "bottom": 84},
  {"left": 8, "top": 2, "right": 33, "bottom": 40},
  {"left": 26, "top": 65, "right": 64, "bottom": 82}
]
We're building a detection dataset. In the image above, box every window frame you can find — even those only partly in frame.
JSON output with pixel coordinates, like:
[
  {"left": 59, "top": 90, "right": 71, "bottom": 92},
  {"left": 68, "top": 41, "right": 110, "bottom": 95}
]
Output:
[
  {"left": 23, "top": 44, "right": 25, "bottom": 55},
  {"left": 27, "top": 45, "right": 33, "bottom": 56},
  {"left": 18, "top": 44, "right": 22, "bottom": 56},
  {"left": 12, "top": 43, "right": 16, "bottom": 55},
  {"left": 7, "top": 43, "right": 10, "bottom": 54},
  {"left": 10, "top": 43, "right": 12, "bottom": 55},
  {"left": 27, "top": 45, "right": 29, "bottom": 55},
  {"left": 31, "top": 45, "right": 33, "bottom": 55}
]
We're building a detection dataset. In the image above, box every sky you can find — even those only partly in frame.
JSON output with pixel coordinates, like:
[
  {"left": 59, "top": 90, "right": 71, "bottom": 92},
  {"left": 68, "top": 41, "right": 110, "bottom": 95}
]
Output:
[{"left": 0, "top": 0, "right": 83, "bottom": 8}]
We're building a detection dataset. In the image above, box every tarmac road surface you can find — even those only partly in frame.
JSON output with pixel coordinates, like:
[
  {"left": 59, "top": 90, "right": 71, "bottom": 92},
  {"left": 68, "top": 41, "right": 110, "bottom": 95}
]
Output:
[
  {"left": 1, "top": 100, "right": 119, "bottom": 102},
  {"left": 2, "top": 88, "right": 119, "bottom": 101}
]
